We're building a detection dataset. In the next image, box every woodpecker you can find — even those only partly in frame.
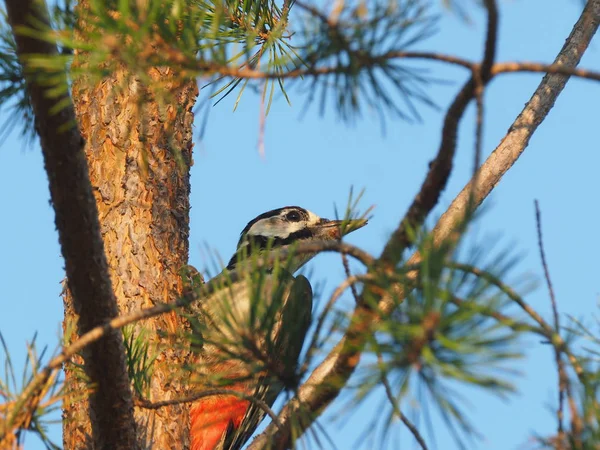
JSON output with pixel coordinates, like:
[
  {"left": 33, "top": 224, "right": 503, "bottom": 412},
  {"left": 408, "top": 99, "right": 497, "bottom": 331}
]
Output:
[{"left": 189, "top": 206, "right": 366, "bottom": 450}]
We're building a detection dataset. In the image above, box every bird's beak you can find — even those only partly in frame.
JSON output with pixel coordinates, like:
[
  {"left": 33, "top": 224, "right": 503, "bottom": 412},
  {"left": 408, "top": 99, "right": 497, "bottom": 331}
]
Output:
[{"left": 313, "top": 217, "right": 368, "bottom": 240}]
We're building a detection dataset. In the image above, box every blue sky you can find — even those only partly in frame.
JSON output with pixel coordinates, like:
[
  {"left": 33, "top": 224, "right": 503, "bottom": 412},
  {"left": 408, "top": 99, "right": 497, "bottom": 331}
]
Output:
[{"left": 1, "top": 1, "right": 599, "bottom": 449}]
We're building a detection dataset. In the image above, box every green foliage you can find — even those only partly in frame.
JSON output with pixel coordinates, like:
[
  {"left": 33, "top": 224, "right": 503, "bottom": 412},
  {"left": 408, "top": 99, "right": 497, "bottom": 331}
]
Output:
[
  {"left": 50, "top": 0, "right": 77, "bottom": 42},
  {"left": 0, "top": 333, "right": 62, "bottom": 450},
  {"left": 337, "top": 227, "right": 531, "bottom": 449},
  {"left": 184, "top": 245, "right": 307, "bottom": 381},
  {"left": 334, "top": 186, "right": 374, "bottom": 235},
  {"left": 551, "top": 314, "right": 600, "bottom": 448},
  {"left": 122, "top": 325, "right": 157, "bottom": 397},
  {"left": 292, "top": 0, "right": 438, "bottom": 123},
  {"left": 0, "top": 0, "right": 79, "bottom": 141},
  {"left": 0, "top": 11, "right": 35, "bottom": 142},
  {"left": 0, "top": 0, "right": 443, "bottom": 138}
]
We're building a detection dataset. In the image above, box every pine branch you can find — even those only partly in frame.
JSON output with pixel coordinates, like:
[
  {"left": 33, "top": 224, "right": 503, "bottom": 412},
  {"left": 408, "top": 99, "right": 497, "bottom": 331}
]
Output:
[
  {"left": 448, "top": 262, "right": 584, "bottom": 383},
  {"left": 246, "top": 1, "right": 600, "bottom": 448},
  {"left": 185, "top": 53, "right": 600, "bottom": 82},
  {"left": 0, "top": 240, "right": 372, "bottom": 435},
  {"left": 3, "top": 0, "right": 136, "bottom": 448}
]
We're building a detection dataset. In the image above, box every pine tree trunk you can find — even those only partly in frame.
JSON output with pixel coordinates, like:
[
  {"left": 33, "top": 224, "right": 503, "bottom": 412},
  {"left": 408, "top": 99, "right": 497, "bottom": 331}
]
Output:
[{"left": 62, "top": 10, "right": 198, "bottom": 448}]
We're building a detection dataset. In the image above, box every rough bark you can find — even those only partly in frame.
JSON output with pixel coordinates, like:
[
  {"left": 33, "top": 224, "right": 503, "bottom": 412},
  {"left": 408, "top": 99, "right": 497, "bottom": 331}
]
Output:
[
  {"left": 62, "top": 5, "right": 199, "bottom": 450},
  {"left": 5, "top": 0, "right": 138, "bottom": 449}
]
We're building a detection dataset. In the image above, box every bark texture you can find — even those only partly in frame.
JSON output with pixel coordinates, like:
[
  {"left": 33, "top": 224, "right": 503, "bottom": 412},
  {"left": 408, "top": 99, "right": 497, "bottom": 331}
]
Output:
[
  {"left": 63, "top": 68, "right": 198, "bottom": 450},
  {"left": 5, "top": 0, "right": 138, "bottom": 448},
  {"left": 62, "top": 8, "right": 199, "bottom": 448}
]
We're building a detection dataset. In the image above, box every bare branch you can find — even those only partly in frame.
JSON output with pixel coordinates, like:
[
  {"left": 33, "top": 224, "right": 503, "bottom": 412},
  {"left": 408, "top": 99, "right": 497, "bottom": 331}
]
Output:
[
  {"left": 534, "top": 200, "right": 563, "bottom": 438},
  {"left": 534, "top": 201, "right": 560, "bottom": 335},
  {"left": 491, "top": 61, "right": 600, "bottom": 81},
  {"left": 3, "top": 0, "right": 136, "bottom": 448},
  {"left": 379, "top": 0, "right": 499, "bottom": 263},
  {"left": 424, "top": 0, "right": 600, "bottom": 257},
  {"left": 341, "top": 253, "right": 360, "bottom": 303},
  {"left": 534, "top": 201, "right": 582, "bottom": 447},
  {"left": 188, "top": 53, "right": 600, "bottom": 83},
  {"left": 473, "top": 68, "right": 485, "bottom": 176}
]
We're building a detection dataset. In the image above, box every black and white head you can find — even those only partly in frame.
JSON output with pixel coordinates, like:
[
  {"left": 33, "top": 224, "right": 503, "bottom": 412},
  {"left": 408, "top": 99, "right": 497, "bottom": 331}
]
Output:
[{"left": 226, "top": 206, "right": 366, "bottom": 272}]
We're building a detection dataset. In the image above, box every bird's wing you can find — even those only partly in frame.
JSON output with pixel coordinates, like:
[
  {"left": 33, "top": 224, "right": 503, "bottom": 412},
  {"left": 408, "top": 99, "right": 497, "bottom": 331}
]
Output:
[
  {"left": 223, "top": 274, "right": 313, "bottom": 450},
  {"left": 275, "top": 274, "right": 313, "bottom": 381}
]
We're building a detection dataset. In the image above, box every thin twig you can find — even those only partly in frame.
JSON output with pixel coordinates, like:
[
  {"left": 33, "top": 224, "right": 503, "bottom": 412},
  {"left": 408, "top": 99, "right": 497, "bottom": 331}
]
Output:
[
  {"left": 448, "top": 262, "right": 585, "bottom": 382},
  {"left": 189, "top": 54, "right": 600, "bottom": 83},
  {"left": 534, "top": 201, "right": 560, "bottom": 335},
  {"left": 469, "top": 64, "right": 486, "bottom": 220},
  {"left": 258, "top": 80, "right": 267, "bottom": 158},
  {"left": 535, "top": 200, "right": 563, "bottom": 438},
  {"left": 377, "top": 353, "right": 428, "bottom": 450},
  {"left": 492, "top": 61, "right": 600, "bottom": 81},
  {"left": 341, "top": 253, "right": 360, "bottom": 303},
  {"left": 534, "top": 200, "right": 582, "bottom": 447},
  {"left": 304, "top": 231, "right": 368, "bottom": 372},
  {"left": 379, "top": 0, "right": 499, "bottom": 263},
  {"left": 473, "top": 67, "right": 485, "bottom": 178},
  {"left": 448, "top": 295, "right": 539, "bottom": 334},
  {"left": 135, "top": 390, "right": 283, "bottom": 430}
]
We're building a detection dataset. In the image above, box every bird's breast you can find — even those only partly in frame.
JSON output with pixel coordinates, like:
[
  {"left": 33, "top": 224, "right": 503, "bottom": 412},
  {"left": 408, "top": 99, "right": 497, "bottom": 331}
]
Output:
[{"left": 199, "top": 273, "right": 292, "bottom": 359}]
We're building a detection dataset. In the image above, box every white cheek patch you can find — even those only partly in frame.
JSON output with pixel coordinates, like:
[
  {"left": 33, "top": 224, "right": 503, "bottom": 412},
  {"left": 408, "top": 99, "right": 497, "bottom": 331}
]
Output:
[
  {"left": 284, "top": 222, "right": 306, "bottom": 235},
  {"left": 248, "top": 217, "right": 302, "bottom": 239},
  {"left": 306, "top": 210, "right": 321, "bottom": 226},
  {"left": 246, "top": 209, "right": 323, "bottom": 239}
]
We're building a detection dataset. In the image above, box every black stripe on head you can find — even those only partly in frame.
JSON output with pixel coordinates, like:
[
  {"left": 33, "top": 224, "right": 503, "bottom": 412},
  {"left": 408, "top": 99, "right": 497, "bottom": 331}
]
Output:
[{"left": 226, "top": 227, "right": 314, "bottom": 270}]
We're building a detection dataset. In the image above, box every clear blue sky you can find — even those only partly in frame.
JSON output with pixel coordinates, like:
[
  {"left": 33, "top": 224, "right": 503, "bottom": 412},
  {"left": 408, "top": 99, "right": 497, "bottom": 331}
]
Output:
[{"left": 1, "top": 1, "right": 598, "bottom": 449}]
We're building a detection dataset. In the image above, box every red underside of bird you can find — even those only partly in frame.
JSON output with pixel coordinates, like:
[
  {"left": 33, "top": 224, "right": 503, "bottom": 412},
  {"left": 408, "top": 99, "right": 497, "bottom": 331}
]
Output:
[{"left": 190, "top": 393, "right": 250, "bottom": 450}]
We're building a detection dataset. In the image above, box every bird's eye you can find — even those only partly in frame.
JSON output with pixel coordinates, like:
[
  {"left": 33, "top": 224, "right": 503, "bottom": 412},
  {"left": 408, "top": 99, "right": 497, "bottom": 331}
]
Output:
[{"left": 286, "top": 211, "right": 301, "bottom": 222}]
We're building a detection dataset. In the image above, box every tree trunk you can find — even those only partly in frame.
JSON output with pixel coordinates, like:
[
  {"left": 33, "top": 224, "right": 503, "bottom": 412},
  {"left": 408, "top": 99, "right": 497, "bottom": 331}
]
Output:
[{"left": 62, "top": 11, "right": 198, "bottom": 448}]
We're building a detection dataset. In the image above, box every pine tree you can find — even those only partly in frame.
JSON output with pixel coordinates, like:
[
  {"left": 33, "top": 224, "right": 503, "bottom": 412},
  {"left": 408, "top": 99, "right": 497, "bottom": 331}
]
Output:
[{"left": 1, "top": 1, "right": 600, "bottom": 449}]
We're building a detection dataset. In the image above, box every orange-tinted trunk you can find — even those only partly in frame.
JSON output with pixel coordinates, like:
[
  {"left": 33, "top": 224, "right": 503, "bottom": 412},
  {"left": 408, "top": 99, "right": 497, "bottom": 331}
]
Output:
[{"left": 62, "top": 3, "right": 198, "bottom": 447}]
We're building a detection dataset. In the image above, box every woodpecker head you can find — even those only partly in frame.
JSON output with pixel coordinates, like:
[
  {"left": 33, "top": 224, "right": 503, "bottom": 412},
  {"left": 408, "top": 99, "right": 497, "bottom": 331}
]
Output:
[{"left": 226, "top": 206, "right": 367, "bottom": 272}]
